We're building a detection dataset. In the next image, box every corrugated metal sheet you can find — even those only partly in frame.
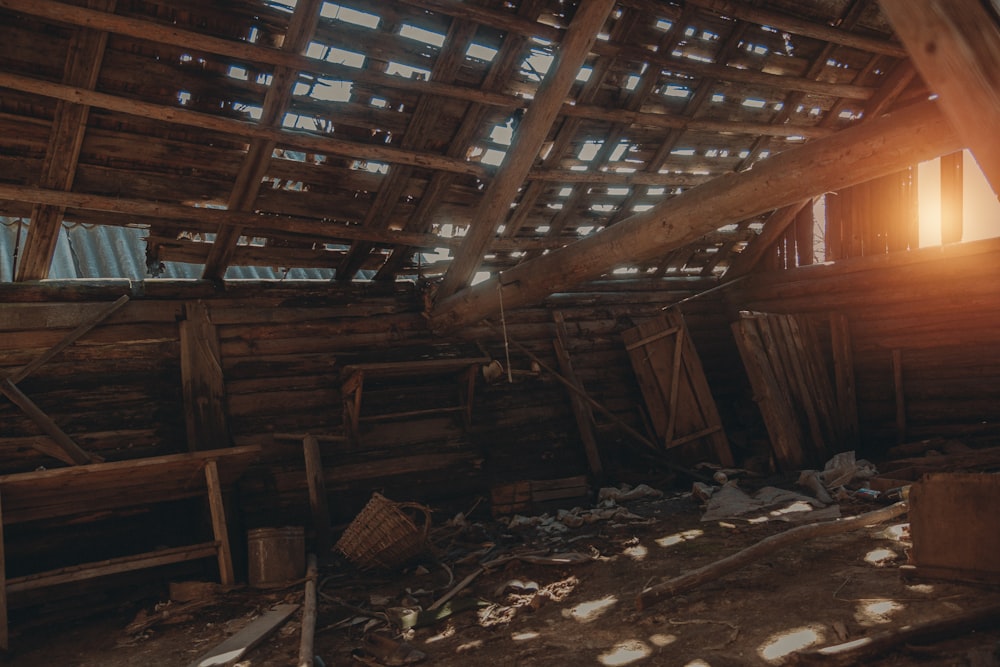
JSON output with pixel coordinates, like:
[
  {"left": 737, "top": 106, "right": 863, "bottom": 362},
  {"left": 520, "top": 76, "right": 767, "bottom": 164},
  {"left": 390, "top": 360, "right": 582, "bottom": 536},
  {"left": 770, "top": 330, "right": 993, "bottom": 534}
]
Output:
[{"left": 0, "top": 218, "right": 336, "bottom": 281}]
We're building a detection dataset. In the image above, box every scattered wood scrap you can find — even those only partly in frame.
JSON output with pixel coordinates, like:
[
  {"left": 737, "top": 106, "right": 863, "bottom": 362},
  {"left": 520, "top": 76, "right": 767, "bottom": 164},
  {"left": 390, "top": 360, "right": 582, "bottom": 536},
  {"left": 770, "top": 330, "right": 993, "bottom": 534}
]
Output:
[
  {"left": 185, "top": 603, "right": 299, "bottom": 667},
  {"left": 636, "top": 502, "right": 908, "bottom": 611},
  {"left": 298, "top": 554, "right": 319, "bottom": 667},
  {"left": 782, "top": 602, "right": 1000, "bottom": 665}
]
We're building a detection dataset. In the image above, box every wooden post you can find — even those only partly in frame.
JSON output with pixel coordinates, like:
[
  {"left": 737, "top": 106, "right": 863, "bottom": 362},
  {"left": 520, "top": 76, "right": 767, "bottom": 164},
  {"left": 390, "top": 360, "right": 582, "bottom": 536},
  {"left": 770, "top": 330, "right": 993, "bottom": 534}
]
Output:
[
  {"left": 204, "top": 459, "right": 235, "bottom": 586},
  {"left": 829, "top": 313, "right": 859, "bottom": 447},
  {"left": 552, "top": 312, "right": 604, "bottom": 483},
  {"left": 180, "top": 301, "right": 231, "bottom": 452},
  {"left": 892, "top": 349, "right": 906, "bottom": 444},
  {"left": 940, "top": 151, "right": 964, "bottom": 244},
  {"left": 302, "top": 436, "right": 332, "bottom": 555}
]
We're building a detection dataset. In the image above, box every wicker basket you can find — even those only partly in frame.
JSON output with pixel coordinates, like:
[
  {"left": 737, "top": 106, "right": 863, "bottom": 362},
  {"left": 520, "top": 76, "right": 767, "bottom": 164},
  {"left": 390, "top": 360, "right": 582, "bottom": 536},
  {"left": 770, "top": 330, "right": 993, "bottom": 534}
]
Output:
[{"left": 335, "top": 493, "right": 432, "bottom": 570}]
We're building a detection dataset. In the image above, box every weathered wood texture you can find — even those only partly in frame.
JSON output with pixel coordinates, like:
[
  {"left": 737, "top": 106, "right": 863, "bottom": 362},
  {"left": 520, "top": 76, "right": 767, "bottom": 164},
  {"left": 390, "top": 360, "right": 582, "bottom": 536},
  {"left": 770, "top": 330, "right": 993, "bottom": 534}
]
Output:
[
  {"left": 622, "top": 311, "right": 733, "bottom": 466},
  {"left": 0, "top": 277, "right": 750, "bottom": 530},
  {"left": 728, "top": 237, "right": 1000, "bottom": 449}
]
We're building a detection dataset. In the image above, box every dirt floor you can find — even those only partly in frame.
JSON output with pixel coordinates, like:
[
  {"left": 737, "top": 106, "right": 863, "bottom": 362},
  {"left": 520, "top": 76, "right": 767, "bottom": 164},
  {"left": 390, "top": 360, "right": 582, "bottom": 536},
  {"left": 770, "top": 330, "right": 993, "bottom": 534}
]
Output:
[{"left": 6, "top": 483, "right": 1000, "bottom": 667}]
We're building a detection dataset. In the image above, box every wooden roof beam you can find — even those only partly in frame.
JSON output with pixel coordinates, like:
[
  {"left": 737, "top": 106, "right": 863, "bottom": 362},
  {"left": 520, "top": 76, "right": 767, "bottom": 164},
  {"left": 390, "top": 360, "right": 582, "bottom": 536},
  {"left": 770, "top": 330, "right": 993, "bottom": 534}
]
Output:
[
  {"left": 685, "top": 0, "right": 908, "bottom": 57},
  {"left": 433, "top": 0, "right": 617, "bottom": 302},
  {"left": 879, "top": 0, "right": 1000, "bottom": 196},
  {"left": 0, "top": 71, "right": 488, "bottom": 179},
  {"left": 429, "top": 100, "right": 962, "bottom": 331},
  {"left": 14, "top": 0, "right": 114, "bottom": 281},
  {"left": 0, "top": 183, "right": 577, "bottom": 254}
]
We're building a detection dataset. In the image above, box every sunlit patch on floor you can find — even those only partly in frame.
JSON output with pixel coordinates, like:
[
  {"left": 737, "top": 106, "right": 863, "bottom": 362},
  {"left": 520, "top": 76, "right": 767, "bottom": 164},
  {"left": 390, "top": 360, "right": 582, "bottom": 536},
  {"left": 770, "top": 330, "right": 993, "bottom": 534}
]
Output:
[
  {"left": 758, "top": 626, "right": 825, "bottom": 662},
  {"left": 598, "top": 639, "right": 651, "bottom": 666},
  {"left": 684, "top": 660, "right": 712, "bottom": 667},
  {"left": 882, "top": 523, "right": 910, "bottom": 541},
  {"left": 624, "top": 544, "right": 648, "bottom": 560},
  {"left": 562, "top": 595, "right": 618, "bottom": 623},
  {"left": 648, "top": 633, "right": 677, "bottom": 647},
  {"left": 906, "top": 583, "right": 935, "bottom": 594},
  {"left": 456, "top": 639, "right": 483, "bottom": 653},
  {"left": 511, "top": 631, "right": 539, "bottom": 642},
  {"left": 856, "top": 599, "right": 902, "bottom": 625},
  {"left": 769, "top": 500, "right": 815, "bottom": 517},
  {"left": 655, "top": 529, "right": 703, "bottom": 548},
  {"left": 425, "top": 624, "right": 456, "bottom": 643},
  {"left": 864, "top": 547, "right": 897, "bottom": 566}
]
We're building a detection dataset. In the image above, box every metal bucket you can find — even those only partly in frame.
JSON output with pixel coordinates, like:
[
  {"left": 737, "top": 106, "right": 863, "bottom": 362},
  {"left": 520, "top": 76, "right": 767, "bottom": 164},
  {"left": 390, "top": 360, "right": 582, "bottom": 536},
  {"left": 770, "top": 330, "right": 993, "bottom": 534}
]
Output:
[{"left": 247, "top": 526, "right": 305, "bottom": 586}]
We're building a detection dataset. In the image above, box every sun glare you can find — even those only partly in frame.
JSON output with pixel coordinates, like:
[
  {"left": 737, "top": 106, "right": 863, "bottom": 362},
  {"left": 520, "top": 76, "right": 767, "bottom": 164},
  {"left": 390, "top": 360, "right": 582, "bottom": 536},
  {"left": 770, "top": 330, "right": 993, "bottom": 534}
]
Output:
[{"left": 918, "top": 150, "right": 1000, "bottom": 246}]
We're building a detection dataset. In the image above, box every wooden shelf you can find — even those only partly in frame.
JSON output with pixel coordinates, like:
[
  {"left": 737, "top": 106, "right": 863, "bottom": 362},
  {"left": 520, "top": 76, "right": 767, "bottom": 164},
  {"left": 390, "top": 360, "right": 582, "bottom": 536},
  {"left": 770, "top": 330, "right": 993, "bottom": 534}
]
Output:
[
  {"left": 340, "top": 357, "right": 490, "bottom": 444},
  {"left": 0, "top": 446, "right": 261, "bottom": 650}
]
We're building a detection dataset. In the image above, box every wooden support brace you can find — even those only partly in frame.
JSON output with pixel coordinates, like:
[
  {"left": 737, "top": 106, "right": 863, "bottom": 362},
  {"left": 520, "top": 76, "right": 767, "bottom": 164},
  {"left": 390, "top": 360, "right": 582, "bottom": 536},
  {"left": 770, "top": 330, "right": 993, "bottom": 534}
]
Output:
[
  {"left": 552, "top": 312, "right": 603, "bottom": 482},
  {"left": 9, "top": 295, "right": 129, "bottom": 385},
  {"left": 302, "top": 436, "right": 332, "bottom": 555},
  {"left": 0, "top": 378, "right": 96, "bottom": 465},
  {"left": 204, "top": 459, "right": 235, "bottom": 586}
]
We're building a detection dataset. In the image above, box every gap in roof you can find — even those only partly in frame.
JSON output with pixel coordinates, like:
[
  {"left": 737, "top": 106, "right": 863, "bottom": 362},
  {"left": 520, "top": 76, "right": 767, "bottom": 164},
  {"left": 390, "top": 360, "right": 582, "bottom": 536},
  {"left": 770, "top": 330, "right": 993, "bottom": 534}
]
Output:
[
  {"left": 578, "top": 141, "right": 603, "bottom": 161},
  {"left": 387, "top": 62, "right": 431, "bottom": 80},
  {"left": 466, "top": 43, "right": 498, "bottom": 62},
  {"left": 306, "top": 43, "right": 365, "bottom": 68},
  {"left": 400, "top": 24, "right": 446, "bottom": 48},
  {"left": 321, "top": 3, "right": 379, "bottom": 29},
  {"left": 523, "top": 51, "right": 554, "bottom": 79}
]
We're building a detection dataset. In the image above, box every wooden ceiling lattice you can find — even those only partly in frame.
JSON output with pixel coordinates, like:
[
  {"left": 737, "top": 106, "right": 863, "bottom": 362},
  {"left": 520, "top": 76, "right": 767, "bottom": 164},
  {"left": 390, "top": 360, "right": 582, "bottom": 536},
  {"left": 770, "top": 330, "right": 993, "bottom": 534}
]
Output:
[{"left": 0, "top": 0, "right": 925, "bottom": 293}]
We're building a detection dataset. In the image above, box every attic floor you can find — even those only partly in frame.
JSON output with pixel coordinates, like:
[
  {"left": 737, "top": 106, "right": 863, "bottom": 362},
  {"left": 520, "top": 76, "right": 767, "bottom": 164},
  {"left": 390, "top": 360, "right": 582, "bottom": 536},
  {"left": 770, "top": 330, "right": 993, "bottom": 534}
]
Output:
[{"left": 5, "top": 492, "right": 1000, "bottom": 667}]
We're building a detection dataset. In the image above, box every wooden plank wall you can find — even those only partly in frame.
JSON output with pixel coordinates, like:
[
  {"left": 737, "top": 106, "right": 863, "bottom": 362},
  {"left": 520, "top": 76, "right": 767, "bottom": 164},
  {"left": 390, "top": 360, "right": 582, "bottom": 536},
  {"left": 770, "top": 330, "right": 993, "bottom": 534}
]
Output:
[
  {"left": 728, "top": 237, "right": 1000, "bottom": 453},
  {"left": 0, "top": 277, "right": 752, "bottom": 528}
]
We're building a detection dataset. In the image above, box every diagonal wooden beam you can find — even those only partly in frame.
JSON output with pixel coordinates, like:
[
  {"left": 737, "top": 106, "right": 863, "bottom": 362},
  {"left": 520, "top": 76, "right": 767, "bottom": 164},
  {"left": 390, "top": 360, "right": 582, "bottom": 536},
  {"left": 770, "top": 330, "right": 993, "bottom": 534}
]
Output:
[
  {"left": 879, "top": 0, "right": 1000, "bottom": 196},
  {"left": 8, "top": 295, "right": 129, "bottom": 385},
  {"left": 0, "top": 378, "right": 96, "bottom": 465},
  {"left": 202, "top": 0, "right": 324, "bottom": 280},
  {"left": 429, "top": 100, "right": 962, "bottom": 331},
  {"left": 433, "top": 0, "right": 617, "bottom": 302},
  {"left": 14, "top": 0, "right": 114, "bottom": 281}
]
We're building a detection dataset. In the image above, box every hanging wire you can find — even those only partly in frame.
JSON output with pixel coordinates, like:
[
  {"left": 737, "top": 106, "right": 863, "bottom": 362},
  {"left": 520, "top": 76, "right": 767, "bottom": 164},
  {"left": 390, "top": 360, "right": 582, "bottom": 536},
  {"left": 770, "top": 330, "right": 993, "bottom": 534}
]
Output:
[{"left": 497, "top": 277, "right": 513, "bottom": 383}]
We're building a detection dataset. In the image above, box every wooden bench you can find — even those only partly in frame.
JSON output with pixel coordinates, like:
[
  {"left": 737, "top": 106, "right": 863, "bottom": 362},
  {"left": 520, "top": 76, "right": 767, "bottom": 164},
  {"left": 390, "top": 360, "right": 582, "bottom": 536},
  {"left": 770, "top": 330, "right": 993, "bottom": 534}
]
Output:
[{"left": 0, "top": 445, "right": 260, "bottom": 650}]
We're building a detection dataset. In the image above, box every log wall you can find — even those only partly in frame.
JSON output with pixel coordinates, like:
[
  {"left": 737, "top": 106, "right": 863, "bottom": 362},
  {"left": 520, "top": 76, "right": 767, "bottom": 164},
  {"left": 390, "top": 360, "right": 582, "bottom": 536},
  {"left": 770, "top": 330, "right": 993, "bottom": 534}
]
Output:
[
  {"left": 728, "top": 236, "right": 1000, "bottom": 454},
  {"left": 0, "top": 277, "right": 750, "bottom": 533}
]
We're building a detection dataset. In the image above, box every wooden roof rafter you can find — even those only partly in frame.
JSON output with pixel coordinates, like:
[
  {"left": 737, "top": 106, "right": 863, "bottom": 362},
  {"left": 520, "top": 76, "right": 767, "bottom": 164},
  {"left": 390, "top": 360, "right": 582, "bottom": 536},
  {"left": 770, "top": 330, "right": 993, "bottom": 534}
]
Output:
[
  {"left": 434, "top": 0, "right": 618, "bottom": 301},
  {"left": 14, "top": 0, "right": 114, "bottom": 281}
]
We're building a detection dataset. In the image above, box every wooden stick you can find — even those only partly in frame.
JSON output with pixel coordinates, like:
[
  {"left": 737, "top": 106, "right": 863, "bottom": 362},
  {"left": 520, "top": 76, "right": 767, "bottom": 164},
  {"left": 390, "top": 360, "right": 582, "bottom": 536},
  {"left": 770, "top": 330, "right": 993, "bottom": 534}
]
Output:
[
  {"left": 636, "top": 502, "right": 908, "bottom": 611},
  {"left": 783, "top": 602, "right": 1000, "bottom": 666},
  {"left": 297, "top": 554, "right": 319, "bottom": 667},
  {"left": 0, "top": 377, "right": 96, "bottom": 465}
]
